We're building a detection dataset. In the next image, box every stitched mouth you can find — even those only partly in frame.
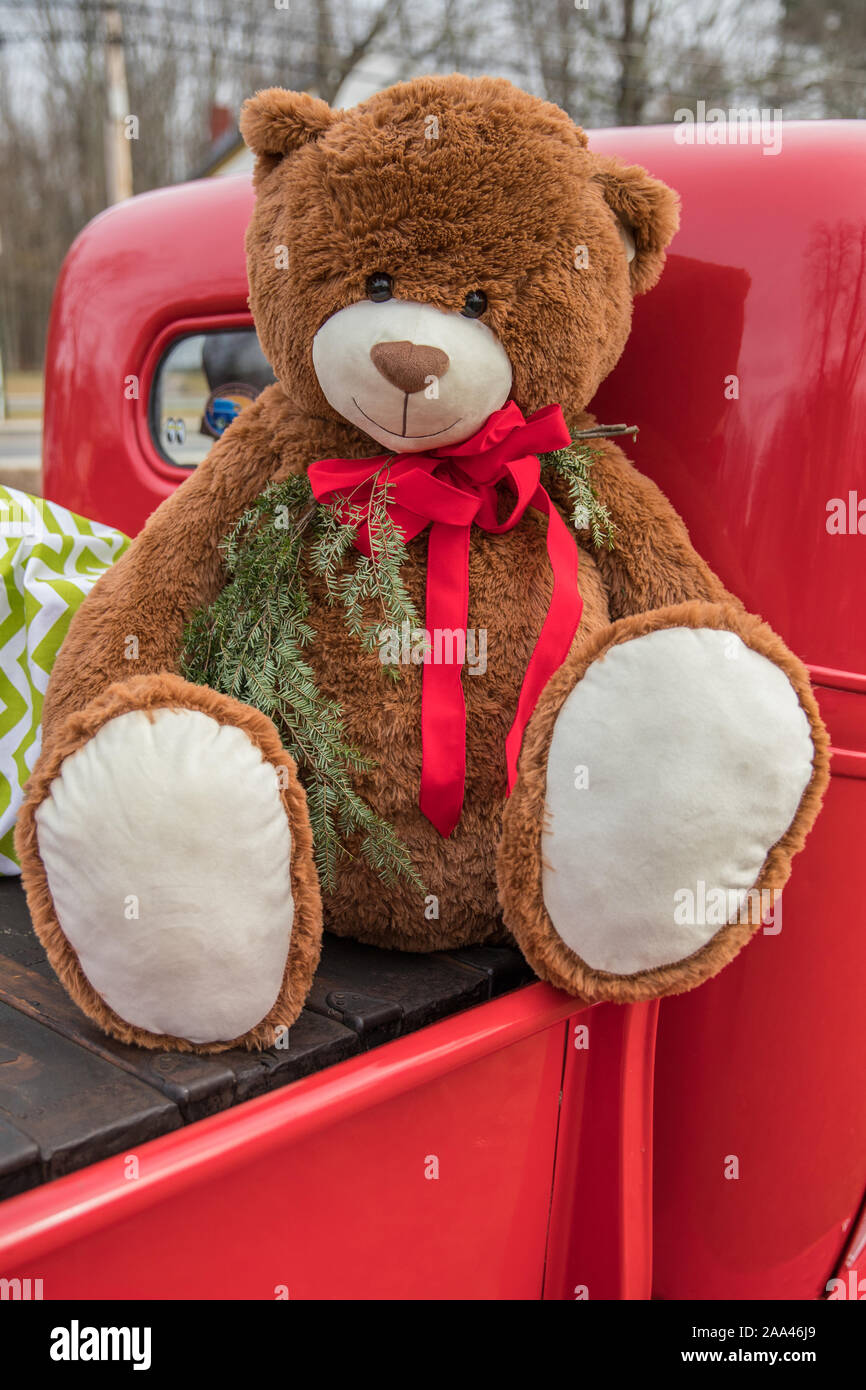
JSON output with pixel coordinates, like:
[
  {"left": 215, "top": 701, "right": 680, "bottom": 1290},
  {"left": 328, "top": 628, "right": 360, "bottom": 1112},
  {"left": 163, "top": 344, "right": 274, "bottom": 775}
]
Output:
[{"left": 352, "top": 395, "right": 462, "bottom": 440}]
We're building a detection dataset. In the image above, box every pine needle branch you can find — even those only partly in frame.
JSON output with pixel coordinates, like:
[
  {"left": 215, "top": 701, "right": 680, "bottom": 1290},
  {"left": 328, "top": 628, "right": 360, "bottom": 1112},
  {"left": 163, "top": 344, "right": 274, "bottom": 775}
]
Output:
[
  {"left": 540, "top": 441, "right": 617, "bottom": 551},
  {"left": 182, "top": 473, "right": 425, "bottom": 895}
]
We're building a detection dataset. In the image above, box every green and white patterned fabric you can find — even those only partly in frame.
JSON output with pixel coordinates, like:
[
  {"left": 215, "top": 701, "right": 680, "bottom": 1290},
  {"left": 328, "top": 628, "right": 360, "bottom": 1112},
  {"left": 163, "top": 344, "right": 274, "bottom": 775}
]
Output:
[{"left": 0, "top": 487, "right": 129, "bottom": 873}]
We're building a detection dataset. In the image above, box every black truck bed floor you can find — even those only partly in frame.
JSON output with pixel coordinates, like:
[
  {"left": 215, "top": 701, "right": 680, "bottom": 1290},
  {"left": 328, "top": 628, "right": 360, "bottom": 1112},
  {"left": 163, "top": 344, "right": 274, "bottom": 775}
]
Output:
[{"left": 0, "top": 878, "right": 532, "bottom": 1202}]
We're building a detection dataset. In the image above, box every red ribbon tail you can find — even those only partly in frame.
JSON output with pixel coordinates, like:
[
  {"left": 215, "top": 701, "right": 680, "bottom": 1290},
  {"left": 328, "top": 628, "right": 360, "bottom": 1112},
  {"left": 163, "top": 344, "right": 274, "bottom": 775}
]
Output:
[
  {"left": 504, "top": 487, "right": 583, "bottom": 791},
  {"left": 418, "top": 522, "right": 470, "bottom": 837}
]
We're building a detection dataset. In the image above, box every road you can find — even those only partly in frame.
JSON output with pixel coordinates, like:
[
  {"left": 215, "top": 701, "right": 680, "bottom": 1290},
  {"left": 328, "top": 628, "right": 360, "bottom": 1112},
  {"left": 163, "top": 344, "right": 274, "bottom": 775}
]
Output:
[{"left": 0, "top": 418, "right": 42, "bottom": 493}]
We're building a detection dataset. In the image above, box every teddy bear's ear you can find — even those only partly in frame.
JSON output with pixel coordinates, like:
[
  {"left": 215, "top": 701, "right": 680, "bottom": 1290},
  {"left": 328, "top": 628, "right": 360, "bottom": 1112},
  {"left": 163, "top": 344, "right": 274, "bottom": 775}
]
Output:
[
  {"left": 592, "top": 156, "right": 680, "bottom": 295},
  {"left": 240, "top": 88, "right": 336, "bottom": 183}
]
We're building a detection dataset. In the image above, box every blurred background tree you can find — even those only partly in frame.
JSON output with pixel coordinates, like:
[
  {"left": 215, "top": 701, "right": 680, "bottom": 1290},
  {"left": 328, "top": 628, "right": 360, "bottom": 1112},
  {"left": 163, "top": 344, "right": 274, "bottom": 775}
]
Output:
[{"left": 0, "top": 0, "right": 863, "bottom": 372}]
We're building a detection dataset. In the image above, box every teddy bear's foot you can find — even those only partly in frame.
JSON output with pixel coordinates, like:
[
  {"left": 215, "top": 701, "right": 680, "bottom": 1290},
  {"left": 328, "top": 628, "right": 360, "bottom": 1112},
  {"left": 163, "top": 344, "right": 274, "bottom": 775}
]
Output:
[
  {"left": 498, "top": 604, "right": 829, "bottom": 1001},
  {"left": 16, "top": 674, "right": 322, "bottom": 1051}
]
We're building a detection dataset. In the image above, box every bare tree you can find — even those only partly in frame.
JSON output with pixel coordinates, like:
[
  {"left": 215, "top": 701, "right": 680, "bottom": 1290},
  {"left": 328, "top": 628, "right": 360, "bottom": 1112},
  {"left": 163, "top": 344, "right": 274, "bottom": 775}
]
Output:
[
  {"left": 315, "top": 0, "right": 404, "bottom": 103},
  {"left": 1, "top": 0, "right": 864, "bottom": 372},
  {"left": 507, "top": 0, "right": 778, "bottom": 127},
  {"left": 771, "top": 0, "right": 866, "bottom": 119},
  {"left": 0, "top": 0, "right": 408, "bottom": 368}
]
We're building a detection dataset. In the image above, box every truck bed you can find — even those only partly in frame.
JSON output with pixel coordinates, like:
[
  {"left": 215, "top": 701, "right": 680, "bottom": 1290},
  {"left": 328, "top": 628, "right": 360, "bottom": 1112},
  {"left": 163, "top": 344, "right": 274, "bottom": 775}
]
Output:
[{"left": 0, "top": 877, "right": 531, "bottom": 1201}]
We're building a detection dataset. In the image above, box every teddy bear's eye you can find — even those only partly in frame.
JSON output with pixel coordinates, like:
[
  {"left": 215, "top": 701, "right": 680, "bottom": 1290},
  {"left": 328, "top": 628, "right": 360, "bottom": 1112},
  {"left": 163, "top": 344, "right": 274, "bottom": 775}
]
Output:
[
  {"left": 366, "top": 273, "right": 394, "bottom": 302},
  {"left": 461, "top": 290, "right": 487, "bottom": 319}
]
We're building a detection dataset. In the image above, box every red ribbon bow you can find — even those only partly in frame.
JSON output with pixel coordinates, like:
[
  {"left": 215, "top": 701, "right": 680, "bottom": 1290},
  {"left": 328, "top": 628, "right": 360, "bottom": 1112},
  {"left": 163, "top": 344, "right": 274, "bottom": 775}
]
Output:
[{"left": 308, "top": 401, "right": 583, "bottom": 836}]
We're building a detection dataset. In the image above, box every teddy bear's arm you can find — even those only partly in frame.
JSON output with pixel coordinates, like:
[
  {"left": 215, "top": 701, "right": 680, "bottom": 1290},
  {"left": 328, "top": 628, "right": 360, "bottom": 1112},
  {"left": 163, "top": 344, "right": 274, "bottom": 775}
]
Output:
[
  {"left": 40, "top": 384, "right": 305, "bottom": 744},
  {"left": 551, "top": 438, "right": 739, "bottom": 618}
]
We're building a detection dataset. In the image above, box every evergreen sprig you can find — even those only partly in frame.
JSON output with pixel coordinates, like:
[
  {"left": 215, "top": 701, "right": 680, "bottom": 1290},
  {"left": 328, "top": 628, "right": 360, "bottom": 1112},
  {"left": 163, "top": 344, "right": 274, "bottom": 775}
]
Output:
[
  {"left": 182, "top": 471, "right": 425, "bottom": 894},
  {"left": 310, "top": 471, "right": 418, "bottom": 670},
  {"left": 540, "top": 442, "right": 617, "bottom": 551}
]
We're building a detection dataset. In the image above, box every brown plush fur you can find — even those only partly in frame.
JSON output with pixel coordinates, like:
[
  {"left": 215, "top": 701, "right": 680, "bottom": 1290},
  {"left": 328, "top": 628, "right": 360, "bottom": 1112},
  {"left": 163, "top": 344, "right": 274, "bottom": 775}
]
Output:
[{"left": 16, "top": 74, "right": 827, "bottom": 1049}]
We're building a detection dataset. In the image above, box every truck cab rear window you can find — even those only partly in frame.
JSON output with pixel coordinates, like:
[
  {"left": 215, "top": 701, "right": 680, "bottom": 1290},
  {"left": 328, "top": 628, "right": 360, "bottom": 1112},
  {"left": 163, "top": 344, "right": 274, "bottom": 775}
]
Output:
[{"left": 150, "top": 329, "right": 275, "bottom": 467}]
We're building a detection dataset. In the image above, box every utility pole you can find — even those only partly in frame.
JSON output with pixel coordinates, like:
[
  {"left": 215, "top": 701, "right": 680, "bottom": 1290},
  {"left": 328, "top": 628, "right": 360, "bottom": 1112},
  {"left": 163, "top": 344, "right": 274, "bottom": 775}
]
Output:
[
  {"left": 102, "top": 3, "right": 133, "bottom": 204},
  {"left": 316, "top": 0, "right": 336, "bottom": 101}
]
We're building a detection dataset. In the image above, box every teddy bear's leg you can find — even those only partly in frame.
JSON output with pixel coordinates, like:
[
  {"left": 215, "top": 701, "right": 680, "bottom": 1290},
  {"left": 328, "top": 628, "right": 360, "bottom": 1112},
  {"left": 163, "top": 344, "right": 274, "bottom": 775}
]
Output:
[
  {"left": 16, "top": 673, "right": 322, "bottom": 1052},
  {"left": 497, "top": 602, "right": 830, "bottom": 1001}
]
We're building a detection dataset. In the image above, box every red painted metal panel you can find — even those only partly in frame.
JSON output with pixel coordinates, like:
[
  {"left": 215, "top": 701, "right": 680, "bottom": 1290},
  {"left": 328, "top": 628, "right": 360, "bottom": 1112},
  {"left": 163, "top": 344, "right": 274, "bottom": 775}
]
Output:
[
  {"left": 543, "top": 1001, "right": 658, "bottom": 1301},
  {"left": 41, "top": 179, "right": 255, "bottom": 536},
  {"left": 651, "top": 767, "right": 866, "bottom": 1300},
  {"left": 829, "top": 1196, "right": 866, "bottom": 1299},
  {"left": 0, "top": 986, "right": 575, "bottom": 1300},
  {"left": 591, "top": 120, "right": 866, "bottom": 677},
  {"left": 812, "top": 684, "right": 866, "bottom": 758}
]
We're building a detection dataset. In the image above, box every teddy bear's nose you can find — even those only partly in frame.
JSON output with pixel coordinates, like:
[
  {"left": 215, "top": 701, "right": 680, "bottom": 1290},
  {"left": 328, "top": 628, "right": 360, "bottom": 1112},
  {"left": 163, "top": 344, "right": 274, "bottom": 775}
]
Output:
[{"left": 370, "top": 340, "right": 450, "bottom": 395}]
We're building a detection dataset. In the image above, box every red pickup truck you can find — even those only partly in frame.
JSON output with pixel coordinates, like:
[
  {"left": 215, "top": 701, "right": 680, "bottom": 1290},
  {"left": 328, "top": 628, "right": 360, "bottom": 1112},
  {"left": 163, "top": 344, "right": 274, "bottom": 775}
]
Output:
[{"left": 0, "top": 120, "right": 864, "bottom": 1302}]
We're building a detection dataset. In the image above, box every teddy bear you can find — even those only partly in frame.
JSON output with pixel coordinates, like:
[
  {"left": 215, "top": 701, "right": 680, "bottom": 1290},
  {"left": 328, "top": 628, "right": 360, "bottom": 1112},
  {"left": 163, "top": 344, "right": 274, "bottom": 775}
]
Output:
[{"left": 15, "top": 74, "right": 829, "bottom": 1053}]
